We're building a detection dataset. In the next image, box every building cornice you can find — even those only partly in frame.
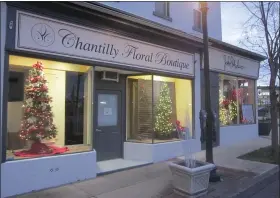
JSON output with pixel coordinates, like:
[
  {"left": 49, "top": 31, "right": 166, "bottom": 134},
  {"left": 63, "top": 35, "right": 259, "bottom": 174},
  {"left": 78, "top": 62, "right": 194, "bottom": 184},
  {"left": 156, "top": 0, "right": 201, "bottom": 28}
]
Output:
[
  {"left": 71, "top": 2, "right": 204, "bottom": 44},
  {"left": 72, "top": 2, "right": 266, "bottom": 62},
  {"left": 209, "top": 38, "right": 266, "bottom": 62},
  {"left": 7, "top": 1, "right": 266, "bottom": 63}
]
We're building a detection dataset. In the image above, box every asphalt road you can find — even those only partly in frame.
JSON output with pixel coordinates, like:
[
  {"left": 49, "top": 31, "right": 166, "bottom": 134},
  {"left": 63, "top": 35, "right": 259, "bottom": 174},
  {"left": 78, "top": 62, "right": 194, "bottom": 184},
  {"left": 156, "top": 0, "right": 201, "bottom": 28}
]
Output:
[{"left": 250, "top": 178, "right": 279, "bottom": 198}]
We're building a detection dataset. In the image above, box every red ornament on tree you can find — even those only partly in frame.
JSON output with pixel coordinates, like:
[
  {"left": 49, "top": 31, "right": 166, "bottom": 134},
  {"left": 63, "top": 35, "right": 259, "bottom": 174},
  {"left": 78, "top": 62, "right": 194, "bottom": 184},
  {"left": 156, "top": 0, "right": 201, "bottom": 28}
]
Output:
[{"left": 41, "top": 84, "right": 48, "bottom": 91}]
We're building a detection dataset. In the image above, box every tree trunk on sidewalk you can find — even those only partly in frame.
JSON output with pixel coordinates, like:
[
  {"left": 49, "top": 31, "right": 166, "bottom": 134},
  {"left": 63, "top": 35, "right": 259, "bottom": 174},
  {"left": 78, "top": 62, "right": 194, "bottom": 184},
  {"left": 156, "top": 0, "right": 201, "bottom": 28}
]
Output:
[{"left": 241, "top": 2, "right": 280, "bottom": 163}]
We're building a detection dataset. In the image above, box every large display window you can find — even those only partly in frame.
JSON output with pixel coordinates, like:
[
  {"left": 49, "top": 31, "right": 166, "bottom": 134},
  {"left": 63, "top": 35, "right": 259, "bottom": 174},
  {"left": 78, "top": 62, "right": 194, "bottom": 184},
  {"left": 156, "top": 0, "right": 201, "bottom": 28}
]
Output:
[
  {"left": 6, "top": 55, "right": 93, "bottom": 160},
  {"left": 126, "top": 75, "right": 193, "bottom": 143},
  {"left": 219, "top": 74, "right": 256, "bottom": 126}
]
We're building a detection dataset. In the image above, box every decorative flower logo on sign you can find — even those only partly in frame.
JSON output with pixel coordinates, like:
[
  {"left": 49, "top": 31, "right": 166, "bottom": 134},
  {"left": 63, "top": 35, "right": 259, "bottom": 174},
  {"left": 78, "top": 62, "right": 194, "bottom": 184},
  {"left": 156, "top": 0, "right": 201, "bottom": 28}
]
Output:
[{"left": 31, "top": 23, "right": 55, "bottom": 47}]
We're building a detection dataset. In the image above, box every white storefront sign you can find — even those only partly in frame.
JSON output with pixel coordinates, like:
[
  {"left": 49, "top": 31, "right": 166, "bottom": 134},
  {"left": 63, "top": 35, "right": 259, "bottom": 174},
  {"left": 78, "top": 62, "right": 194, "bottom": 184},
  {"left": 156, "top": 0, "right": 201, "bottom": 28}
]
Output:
[
  {"left": 208, "top": 47, "right": 260, "bottom": 79},
  {"left": 16, "top": 11, "right": 195, "bottom": 76}
]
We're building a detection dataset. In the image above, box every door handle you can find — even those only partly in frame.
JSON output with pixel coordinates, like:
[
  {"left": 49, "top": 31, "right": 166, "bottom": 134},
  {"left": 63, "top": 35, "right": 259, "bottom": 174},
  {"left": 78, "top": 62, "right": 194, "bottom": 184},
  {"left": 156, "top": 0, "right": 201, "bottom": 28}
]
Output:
[{"left": 96, "top": 129, "right": 102, "bottom": 132}]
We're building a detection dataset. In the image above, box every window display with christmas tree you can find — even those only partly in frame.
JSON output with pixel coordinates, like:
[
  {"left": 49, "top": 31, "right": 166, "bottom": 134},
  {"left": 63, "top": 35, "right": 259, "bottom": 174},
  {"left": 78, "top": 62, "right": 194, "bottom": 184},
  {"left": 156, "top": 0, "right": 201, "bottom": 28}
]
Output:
[
  {"left": 154, "top": 82, "right": 173, "bottom": 139},
  {"left": 7, "top": 55, "right": 93, "bottom": 160},
  {"left": 127, "top": 75, "right": 193, "bottom": 143},
  {"left": 14, "top": 61, "right": 68, "bottom": 157}
]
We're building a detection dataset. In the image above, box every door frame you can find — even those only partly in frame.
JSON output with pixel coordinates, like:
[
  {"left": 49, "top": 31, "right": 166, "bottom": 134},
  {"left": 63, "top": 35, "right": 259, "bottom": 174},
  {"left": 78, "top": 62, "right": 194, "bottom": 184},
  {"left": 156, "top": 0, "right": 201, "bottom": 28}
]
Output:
[{"left": 93, "top": 72, "right": 127, "bottom": 161}]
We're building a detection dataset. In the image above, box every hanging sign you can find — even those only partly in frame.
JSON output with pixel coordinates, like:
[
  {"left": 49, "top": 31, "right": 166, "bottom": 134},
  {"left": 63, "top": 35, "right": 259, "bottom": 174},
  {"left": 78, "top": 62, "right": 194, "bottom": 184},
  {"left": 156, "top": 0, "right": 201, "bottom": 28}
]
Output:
[{"left": 16, "top": 11, "right": 195, "bottom": 76}]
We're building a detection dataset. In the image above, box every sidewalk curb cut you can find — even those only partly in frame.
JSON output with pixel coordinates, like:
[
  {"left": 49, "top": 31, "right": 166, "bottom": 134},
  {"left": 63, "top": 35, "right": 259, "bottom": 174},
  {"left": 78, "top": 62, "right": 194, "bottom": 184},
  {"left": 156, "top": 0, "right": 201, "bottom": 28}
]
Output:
[{"left": 228, "top": 166, "right": 279, "bottom": 198}]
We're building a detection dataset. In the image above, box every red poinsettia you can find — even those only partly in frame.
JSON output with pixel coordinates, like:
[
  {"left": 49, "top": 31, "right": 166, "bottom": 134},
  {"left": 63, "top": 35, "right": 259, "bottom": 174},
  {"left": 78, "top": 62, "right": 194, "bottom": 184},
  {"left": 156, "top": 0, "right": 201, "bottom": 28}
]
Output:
[
  {"left": 241, "top": 118, "right": 252, "bottom": 124},
  {"left": 231, "top": 88, "right": 244, "bottom": 102},
  {"left": 222, "top": 99, "right": 230, "bottom": 107},
  {"left": 176, "top": 120, "right": 185, "bottom": 132}
]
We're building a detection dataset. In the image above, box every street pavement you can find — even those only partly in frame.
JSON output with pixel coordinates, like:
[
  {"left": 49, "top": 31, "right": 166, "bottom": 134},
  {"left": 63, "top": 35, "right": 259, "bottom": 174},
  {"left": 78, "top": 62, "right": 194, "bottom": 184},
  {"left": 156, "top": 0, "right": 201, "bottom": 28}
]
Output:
[
  {"left": 12, "top": 137, "right": 278, "bottom": 198},
  {"left": 249, "top": 174, "right": 279, "bottom": 198}
]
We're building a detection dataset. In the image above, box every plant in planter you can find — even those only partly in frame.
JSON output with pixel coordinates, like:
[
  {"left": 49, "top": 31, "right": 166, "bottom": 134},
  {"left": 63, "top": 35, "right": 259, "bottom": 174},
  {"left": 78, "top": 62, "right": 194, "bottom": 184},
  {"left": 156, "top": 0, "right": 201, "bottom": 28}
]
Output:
[{"left": 168, "top": 122, "right": 215, "bottom": 198}]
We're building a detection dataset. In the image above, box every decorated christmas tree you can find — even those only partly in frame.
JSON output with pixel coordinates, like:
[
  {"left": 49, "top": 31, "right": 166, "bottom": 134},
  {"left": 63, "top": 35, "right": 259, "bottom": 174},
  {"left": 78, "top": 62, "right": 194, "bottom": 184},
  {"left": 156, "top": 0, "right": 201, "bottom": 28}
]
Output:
[
  {"left": 15, "top": 61, "right": 67, "bottom": 156},
  {"left": 19, "top": 61, "right": 57, "bottom": 141},
  {"left": 154, "top": 82, "right": 173, "bottom": 138}
]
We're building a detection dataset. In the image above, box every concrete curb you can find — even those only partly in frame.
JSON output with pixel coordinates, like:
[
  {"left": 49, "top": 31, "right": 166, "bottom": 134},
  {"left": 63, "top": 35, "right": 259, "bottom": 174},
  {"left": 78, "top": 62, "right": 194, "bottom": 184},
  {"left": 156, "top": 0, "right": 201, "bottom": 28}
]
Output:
[{"left": 228, "top": 166, "right": 279, "bottom": 198}]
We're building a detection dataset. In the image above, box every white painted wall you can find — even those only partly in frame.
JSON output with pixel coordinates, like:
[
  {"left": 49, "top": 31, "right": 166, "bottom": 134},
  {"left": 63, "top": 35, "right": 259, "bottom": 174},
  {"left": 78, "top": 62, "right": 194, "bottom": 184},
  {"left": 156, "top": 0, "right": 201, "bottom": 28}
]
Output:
[
  {"left": 124, "top": 139, "right": 200, "bottom": 163},
  {"left": 219, "top": 124, "right": 258, "bottom": 146},
  {"left": 99, "top": 2, "right": 222, "bottom": 40},
  {"left": 124, "top": 142, "right": 153, "bottom": 162},
  {"left": 1, "top": 151, "right": 97, "bottom": 198},
  {"left": 44, "top": 69, "right": 66, "bottom": 146},
  {"left": 152, "top": 139, "right": 200, "bottom": 163}
]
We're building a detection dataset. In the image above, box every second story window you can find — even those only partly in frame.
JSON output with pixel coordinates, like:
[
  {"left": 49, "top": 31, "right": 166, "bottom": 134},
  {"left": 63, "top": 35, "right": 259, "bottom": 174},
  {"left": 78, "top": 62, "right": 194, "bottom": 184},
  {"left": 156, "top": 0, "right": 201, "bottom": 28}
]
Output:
[
  {"left": 193, "top": 9, "right": 202, "bottom": 32},
  {"left": 153, "top": 2, "right": 172, "bottom": 21}
]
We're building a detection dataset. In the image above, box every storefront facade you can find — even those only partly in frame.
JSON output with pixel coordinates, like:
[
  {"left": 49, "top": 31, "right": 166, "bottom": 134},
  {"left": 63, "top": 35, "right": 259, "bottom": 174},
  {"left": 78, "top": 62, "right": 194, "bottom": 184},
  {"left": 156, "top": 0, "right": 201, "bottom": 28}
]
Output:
[
  {"left": 202, "top": 44, "right": 263, "bottom": 147},
  {"left": 212, "top": 46, "right": 261, "bottom": 146},
  {"left": 0, "top": 2, "right": 265, "bottom": 198}
]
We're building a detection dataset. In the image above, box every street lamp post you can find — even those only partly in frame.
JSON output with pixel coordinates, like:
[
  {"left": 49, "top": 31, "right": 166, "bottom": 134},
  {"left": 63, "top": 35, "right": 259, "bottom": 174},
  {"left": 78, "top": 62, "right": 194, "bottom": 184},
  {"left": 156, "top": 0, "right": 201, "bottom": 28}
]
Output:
[{"left": 200, "top": 2, "right": 221, "bottom": 182}]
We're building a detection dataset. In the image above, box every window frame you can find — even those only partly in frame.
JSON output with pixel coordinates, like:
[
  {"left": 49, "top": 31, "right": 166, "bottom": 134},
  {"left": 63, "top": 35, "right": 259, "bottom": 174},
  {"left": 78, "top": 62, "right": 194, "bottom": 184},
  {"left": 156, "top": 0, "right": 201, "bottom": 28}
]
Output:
[
  {"left": 126, "top": 74, "right": 194, "bottom": 144},
  {"left": 5, "top": 54, "right": 95, "bottom": 162},
  {"left": 153, "top": 2, "right": 172, "bottom": 22},
  {"left": 219, "top": 74, "right": 256, "bottom": 127}
]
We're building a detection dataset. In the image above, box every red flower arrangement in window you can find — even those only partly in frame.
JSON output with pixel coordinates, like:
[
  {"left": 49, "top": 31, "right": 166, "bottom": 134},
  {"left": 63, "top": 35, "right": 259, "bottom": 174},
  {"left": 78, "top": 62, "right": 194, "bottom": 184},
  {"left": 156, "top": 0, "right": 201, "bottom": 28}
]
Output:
[
  {"left": 222, "top": 99, "right": 230, "bottom": 108},
  {"left": 175, "top": 120, "right": 186, "bottom": 139},
  {"left": 176, "top": 120, "right": 185, "bottom": 132},
  {"left": 231, "top": 88, "right": 244, "bottom": 102},
  {"left": 241, "top": 118, "right": 253, "bottom": 124}
]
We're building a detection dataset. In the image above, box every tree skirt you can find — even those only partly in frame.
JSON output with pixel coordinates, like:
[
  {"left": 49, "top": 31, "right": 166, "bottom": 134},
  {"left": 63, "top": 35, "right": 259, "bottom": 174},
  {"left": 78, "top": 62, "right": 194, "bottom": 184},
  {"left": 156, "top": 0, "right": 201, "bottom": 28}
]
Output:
[{"left": 14, "top": 142, "right": 69, "bottom": 157}]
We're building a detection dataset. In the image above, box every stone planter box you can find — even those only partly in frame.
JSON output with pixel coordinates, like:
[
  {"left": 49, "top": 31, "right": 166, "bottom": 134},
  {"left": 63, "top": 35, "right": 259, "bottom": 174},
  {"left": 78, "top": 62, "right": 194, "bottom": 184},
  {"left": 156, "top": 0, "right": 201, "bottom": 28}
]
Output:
[{"left": 168, "top": 160, "right": 215, "bottom": 198}]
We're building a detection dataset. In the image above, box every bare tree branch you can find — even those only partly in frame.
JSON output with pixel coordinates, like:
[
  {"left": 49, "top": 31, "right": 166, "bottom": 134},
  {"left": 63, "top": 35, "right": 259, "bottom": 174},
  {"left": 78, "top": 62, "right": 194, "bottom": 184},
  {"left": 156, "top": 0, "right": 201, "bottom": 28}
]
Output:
[
  {"left": 241, "top": 1, "right": 280, "bottom": 158},
  {"left": 242, "top": 2, "right": 261, "bottom": 20}
]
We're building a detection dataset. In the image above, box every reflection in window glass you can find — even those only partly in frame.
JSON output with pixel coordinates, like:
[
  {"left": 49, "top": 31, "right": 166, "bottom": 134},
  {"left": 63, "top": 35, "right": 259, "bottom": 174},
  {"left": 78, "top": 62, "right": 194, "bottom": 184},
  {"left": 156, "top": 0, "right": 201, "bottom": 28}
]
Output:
[
  {"left": 219, "top": 74, "right": 255, "bottom": 126},
  {"left": 126, "top": 75, "right": 193, "bottom": 143},
  {"left": 7, "top": 55, "right": 93, "bottom": 161}
]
